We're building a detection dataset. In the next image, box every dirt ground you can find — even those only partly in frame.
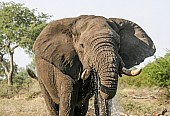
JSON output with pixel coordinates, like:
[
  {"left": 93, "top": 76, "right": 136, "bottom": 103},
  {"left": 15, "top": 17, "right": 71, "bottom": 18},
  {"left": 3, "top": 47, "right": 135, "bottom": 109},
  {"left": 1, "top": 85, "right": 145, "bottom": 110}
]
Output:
[
  {"left": 0, "top": 87, "right": 169, "bottom": 116},
  {"left": 118, "top": 87, "right": 170, "bottom": 115}
]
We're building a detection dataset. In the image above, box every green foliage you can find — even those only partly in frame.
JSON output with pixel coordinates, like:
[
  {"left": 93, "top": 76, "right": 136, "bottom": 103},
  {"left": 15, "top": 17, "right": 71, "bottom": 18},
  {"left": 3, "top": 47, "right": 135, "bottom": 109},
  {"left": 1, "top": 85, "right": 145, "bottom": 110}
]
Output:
[
  {"left": 0, "top": 1, "right": 50, "bottom": 54},
  {"left": 13, "top": 68, "right": 31, "bottom": 88},
  {"left": 144, "top": 53, "right": 170, "bottom": 87},
  {"left": 120, "top": 52, "right": 170, "bottom": 88},
  {"left": 0, "top": 1, "right": 50, "bottom": 85},
  {"left": 0, "top": 58, "right": 7, "bottom": 77}
]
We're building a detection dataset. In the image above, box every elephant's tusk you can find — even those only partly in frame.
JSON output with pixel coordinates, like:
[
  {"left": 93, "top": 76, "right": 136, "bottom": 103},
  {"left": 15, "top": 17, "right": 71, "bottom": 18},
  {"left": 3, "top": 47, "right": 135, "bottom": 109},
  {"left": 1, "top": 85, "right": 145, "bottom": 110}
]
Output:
[
  {"left": 121, "top": 67, "right": 142, "bottom": 76},
  {"left": 81, "top": 69, "right": 90, "bottom": 80}
]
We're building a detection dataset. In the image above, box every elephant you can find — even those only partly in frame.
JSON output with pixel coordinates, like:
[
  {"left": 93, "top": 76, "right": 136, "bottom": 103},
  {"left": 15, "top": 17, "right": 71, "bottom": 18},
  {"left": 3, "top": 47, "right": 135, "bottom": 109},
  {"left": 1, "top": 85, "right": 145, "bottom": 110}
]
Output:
[{"left": 28, "top": 15, "right": 156, "bottom": 116}]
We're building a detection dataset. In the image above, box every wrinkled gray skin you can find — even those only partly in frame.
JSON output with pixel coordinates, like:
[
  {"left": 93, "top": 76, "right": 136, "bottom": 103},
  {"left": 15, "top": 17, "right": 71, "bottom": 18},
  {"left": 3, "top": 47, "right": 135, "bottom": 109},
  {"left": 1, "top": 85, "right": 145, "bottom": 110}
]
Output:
[{"left": 32, "top": 15, "right": 155, "bottom": 116}]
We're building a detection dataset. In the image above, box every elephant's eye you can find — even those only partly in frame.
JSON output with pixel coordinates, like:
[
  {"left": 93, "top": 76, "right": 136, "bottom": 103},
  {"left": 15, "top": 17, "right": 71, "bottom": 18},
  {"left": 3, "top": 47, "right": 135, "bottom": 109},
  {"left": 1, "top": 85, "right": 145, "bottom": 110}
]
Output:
[
  {"left": 80, "top": 44, "right": 84, "bottom": 48},
  {"left": 117, "top": 42, "right": 120, "bottom": 48},
  {"left": 142, "top": 34, "right": 146, "bottom": 38}
]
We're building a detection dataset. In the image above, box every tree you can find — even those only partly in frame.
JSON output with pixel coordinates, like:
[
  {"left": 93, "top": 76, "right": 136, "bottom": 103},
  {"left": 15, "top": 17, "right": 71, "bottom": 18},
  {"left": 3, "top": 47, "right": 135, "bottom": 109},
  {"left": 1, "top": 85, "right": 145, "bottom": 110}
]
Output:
[
  {"left": 0, "top": 57, "right": 8, "bottom": 78},
  {"left": 0, "top": 2, "right": 50, "bottom": 85},
  {"left": 0, "top": 57, "right": 18, "bottom": 79}
]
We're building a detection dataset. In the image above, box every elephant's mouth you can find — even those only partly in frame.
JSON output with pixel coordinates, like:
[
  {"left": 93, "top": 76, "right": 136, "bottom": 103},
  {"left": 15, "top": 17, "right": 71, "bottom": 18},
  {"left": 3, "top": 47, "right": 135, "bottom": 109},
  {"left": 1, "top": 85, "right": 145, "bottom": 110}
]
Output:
[
  {"left": 81, "top": 67, "right": 142, "bottom": 100},
  {"left": 81, "top": 67, "right": 142, "bottom": 80}
]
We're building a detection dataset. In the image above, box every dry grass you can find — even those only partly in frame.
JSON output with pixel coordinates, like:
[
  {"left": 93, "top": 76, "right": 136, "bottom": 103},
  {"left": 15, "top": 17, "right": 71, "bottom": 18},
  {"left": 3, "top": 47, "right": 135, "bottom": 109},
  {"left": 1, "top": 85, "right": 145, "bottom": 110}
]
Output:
[
  {"left": 0, "top": 96, "right": 49, "bottom": 116},
  {"left": 0, "top": 85, "right": 169, "bottom": 116}
]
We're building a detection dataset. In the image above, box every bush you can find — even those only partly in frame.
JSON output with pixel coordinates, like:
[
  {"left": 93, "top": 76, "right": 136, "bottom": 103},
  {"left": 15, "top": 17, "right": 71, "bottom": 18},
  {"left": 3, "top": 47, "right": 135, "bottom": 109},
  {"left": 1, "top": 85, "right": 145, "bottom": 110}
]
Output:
[
  {"left": 120, "top": 52, "right": 170, "bottom": 88},
  {"left": 144, "top": 53, "right": 170, "bottom": 87},
  {"left": 0, "top": 68, "right": 39, "bottom": 98}
]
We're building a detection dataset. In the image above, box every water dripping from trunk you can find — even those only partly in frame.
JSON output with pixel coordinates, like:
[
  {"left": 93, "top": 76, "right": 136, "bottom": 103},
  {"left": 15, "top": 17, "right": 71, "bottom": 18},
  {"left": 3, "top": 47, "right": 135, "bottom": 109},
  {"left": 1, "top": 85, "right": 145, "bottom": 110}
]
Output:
[
  {"left": 109, "top": 97, "right": 120, "bottom": 116},
  {"left": 92, "top": 70, "right": 120, "bottom": 116},
  {"left": 92, "top": 70, "right": 99, "bottom": 115},
  {"left": 93, "top": 70, "right": 107, "bottom": 116}
]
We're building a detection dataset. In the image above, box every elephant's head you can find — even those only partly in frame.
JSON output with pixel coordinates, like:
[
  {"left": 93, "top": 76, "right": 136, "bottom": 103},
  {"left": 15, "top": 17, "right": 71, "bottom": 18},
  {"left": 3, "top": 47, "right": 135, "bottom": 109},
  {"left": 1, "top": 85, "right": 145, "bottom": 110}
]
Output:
[
  {"left": 72, "top": 15, "right": 155, "bottom": 99},
  {"left": 33, "top": 15, "right": 156, "bottom": 100}
]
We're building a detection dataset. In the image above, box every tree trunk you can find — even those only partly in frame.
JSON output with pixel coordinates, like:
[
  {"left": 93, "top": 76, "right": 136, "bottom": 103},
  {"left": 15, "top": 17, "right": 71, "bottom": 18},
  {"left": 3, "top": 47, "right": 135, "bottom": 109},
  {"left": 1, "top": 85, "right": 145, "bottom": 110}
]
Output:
[
  {"left": 7, "top": 52, "right": 14, "bottom": 85},
  {"left": 0, "top": 50, "right": 15, "bottom": 86},
  {"left": 7, "top": 74, "right": 13, "bottom": 85}
]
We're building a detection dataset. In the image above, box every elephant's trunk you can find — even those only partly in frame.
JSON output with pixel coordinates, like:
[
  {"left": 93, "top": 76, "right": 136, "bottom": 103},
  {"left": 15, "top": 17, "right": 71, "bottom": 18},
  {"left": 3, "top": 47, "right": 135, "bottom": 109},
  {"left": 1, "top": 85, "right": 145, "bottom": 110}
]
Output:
[
  {"left": 98, "top": 57, "right": 119, "bottom": 100},
  {"left": 91, "top": 33, "right": 120, "bottom": 100}
]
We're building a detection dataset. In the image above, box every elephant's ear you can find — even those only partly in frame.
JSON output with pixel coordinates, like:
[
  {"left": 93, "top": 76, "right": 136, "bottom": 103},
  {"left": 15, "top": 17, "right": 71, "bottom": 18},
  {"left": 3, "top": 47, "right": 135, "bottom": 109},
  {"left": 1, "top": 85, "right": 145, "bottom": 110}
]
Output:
[
  {"left": 33, "top": 18, "right": 79, "bottom": 70},
  {"left": 109, "top": 18, "right": 156, "bottom": 68}
]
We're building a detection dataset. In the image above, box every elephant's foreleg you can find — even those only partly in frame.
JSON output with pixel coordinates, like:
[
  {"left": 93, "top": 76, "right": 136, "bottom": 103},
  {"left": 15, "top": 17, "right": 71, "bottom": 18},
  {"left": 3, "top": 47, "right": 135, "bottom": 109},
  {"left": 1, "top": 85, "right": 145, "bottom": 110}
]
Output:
[
  {"left": 35, "top": 57, "right": 60, "bottom": 115},
  {"left": 39, "top": 78, "right": 59, "bottom": 116},
  {"left": 59, "top": 74, "right": 78, "bottom": 116}
]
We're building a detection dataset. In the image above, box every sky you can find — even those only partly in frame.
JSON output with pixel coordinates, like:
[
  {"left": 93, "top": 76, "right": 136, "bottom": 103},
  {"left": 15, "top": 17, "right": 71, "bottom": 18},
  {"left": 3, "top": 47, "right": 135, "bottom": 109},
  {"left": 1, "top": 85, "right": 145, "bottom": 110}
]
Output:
[{"left": 2, "top": 0, "right": 170, "bottom": 67}]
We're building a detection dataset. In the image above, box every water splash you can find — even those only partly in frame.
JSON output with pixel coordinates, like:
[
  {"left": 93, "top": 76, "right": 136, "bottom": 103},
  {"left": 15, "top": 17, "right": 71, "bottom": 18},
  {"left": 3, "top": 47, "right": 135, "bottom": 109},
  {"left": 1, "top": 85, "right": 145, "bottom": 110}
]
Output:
[
  {"left": 110, "top": 96, "right": 120, "bottom": 116},
  {"left": 91, "top": 70, "right": 121, "bottom": 116}
]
